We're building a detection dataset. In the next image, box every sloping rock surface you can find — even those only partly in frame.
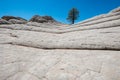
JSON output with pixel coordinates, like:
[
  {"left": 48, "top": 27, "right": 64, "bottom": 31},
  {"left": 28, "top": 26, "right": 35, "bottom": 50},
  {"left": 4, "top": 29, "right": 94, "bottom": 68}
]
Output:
[
  {"left": 1, "top": 16, "right": 27, "bottom": 21},
  {"left": 1, "top": 16, "right": 27, "bottom": 24},
  {"left": 0, "top": 19, "right": 12, "bottom": 24},
  {"left": 9, "top": 19, "right": 27, "bottom": 24},
  {"left": 110, "top": 7, "right": 120, "bottom": 13},
  {"left": 29, "top": 15, "right": 59, "bottom": 23},
  {"left": 0, "top": 7, "right": 120, "bottom": 80}
]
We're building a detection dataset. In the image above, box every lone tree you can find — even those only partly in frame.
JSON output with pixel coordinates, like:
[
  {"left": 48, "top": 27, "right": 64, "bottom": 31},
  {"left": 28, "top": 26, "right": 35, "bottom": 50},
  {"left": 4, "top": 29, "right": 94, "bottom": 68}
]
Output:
[{"left": 67, "top": 8, "right": 79, "bottom": 24}]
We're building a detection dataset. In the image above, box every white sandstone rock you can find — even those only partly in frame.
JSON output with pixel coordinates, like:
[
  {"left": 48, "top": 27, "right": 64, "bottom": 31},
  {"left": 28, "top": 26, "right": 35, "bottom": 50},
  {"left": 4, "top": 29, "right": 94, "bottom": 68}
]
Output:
[{"left": 0, "top": 7, "right": 120, "bottom": 80}]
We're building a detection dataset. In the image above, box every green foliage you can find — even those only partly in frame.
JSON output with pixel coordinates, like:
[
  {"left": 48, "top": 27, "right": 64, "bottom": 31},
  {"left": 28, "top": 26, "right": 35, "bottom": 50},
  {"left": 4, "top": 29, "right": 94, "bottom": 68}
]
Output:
[{"left": 67, "top": 8, "right": 79, "bottom": 24}]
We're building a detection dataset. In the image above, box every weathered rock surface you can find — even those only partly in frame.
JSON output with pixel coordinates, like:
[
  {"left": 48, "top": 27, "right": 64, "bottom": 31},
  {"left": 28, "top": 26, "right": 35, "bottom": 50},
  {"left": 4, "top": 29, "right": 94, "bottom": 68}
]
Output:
[
  {"left": 0, "top": 19, "right": 12, "bottom": 24},
  {"left": 0, "top": 7, "right": 120, "bottom": 80},
  {"left": 29, "top": 15, "right": 59, "bottom": 23},
  {"left": 110, "top": 7, "right": 120, "bottom": 13},
  {"left": 1, "top": 16, "right": 27, "bottom": 24},
  {"left": 9, "top": 19, "right": 27, "bottom": 24},
  {"left": 1, "top": 16, "right": 27, "bottom": 21}
]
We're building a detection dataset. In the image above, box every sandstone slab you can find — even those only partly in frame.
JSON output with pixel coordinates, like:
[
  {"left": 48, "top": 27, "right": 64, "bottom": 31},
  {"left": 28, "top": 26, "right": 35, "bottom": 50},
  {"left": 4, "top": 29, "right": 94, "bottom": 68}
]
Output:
[{"left": 0, "top": 7, "right": 120, "bottom": 80}]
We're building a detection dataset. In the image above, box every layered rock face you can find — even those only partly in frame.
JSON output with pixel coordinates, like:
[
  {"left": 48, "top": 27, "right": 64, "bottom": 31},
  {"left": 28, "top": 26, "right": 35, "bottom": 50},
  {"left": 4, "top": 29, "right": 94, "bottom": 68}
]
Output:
[
  {"left": 2, "top": 16, "right": 27, "bottom": 21},
  {"left": 1, "top": 16, "right": 27, "bottom": 24},
  {"left": 29, "top": 15, "right": 57, "bottom": 23},
  {"left": 0, "top": 15, "right": 60, "bottom": 24},
  {"left": 0, "top": 19, "right": 12, "bottom": 24},
  {"left": 0, "top": 7, "right": 120, "bottom": 80}
]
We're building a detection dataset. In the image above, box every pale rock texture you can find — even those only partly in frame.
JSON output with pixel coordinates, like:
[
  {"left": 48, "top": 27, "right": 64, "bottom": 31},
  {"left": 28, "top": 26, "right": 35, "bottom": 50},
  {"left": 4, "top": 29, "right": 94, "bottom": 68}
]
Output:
[
  {"left": 0, "top": 19, "right": 12, "bottom": 24},
  {"left": 110, "top": 7, "right": 120, "bottom": 13},
  {"left": 0, "top": 16, "right": 27, "bottom": 24},
  {"left": 1, "top": 16, "right": 27, "bottom": 21},
  {"left": 9, "top": 19, "right": 27, "bottom": 24},
  {"left": 0, "top": 7, "right": 120, "bottom": 80}
]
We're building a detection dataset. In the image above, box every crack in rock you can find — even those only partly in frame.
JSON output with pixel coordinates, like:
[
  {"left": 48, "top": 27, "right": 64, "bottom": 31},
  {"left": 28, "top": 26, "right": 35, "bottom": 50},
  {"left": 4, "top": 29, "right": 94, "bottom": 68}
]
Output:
[
  {"left": 9, "top": 33, "right": 18, "bottom": 38},
  {"left": 43, "top": 54, "right": 64, "bottom": 79}
]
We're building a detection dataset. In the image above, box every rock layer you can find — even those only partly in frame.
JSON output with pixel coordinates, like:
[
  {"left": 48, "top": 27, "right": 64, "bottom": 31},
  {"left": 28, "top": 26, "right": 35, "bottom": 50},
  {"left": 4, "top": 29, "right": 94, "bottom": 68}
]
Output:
[
  {"left": 9, "top": 19, "right": 27, "bottom": 24},
  {"left": 1, "top": 16, "right": 27, "bottom": 24},
  {"left": 0, "top": 7, "right": 120, "bottom": 80},
  {"left": 0, "top": 19, "right": 12, "bottom": 24},
  {"left": 29, "top": 15, "right": 59, "bottom": 23},
  {"left": 1, "top": 16, "right": 27, "bottom": 21}
]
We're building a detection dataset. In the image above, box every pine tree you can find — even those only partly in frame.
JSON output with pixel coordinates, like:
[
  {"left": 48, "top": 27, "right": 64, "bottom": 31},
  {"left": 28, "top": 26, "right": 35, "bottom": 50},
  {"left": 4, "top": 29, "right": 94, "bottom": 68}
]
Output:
[{"left": 67, "top": 8, "right": 79, "bottom": 24}]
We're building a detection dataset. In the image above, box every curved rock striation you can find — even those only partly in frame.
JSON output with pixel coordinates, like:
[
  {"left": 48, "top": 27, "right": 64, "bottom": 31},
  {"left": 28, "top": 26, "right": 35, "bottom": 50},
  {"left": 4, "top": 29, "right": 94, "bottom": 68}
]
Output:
[
  {"left": 0, "top": 7, "right": 120, "bottom": 80},
  {"left": 1, "top": 16, "right": 27, "bottom": 24},
  {"left": 9, "top": 19, "right": 27, "bottom": 24},
  {"left": 0, "top": 19, "right": 12, "bottom": 24},
  {"left": 1, "top": 16, "right": 27, "bottom": 21},
  {"left": 110, "top": 7, "right": 120, "bottom": 13}
]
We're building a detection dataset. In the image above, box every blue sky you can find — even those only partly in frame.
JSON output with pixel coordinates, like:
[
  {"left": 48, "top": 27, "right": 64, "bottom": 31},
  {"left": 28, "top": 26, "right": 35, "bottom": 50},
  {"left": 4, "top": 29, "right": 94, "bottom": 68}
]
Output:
[{"left": 0, "top": 0, "right": 120, "bottom": 23}]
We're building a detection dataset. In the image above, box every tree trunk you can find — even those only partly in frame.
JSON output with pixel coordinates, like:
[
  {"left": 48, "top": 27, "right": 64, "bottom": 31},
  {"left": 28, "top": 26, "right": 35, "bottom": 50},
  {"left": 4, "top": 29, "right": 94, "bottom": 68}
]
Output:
[
  {"left": 72, "top": 9, "right": 75, "bottom": 24},
  {"left": 72, "top": 20, "right": 74, "bottom": 24}
]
